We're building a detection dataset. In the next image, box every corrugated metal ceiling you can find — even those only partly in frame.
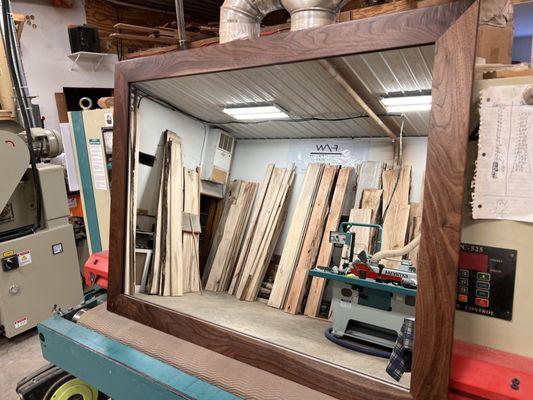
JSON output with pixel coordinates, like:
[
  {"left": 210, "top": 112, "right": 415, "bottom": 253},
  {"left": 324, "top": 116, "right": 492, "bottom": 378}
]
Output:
[{"left": 136, "top": 45, "right": 435, "bottom": 139}]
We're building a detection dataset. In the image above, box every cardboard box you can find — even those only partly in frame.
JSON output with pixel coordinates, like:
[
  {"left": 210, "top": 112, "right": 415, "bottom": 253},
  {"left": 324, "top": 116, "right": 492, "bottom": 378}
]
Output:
[{"left": 477, "top": 25, "right": 513, "bottom": 64}]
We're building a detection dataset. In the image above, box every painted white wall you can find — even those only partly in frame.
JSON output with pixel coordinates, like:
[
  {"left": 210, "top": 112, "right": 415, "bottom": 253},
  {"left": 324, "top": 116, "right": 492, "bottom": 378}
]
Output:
[
  {"left": 12, "top": 0, "right": 117, "bottom": 132},
  {"left": 136, "top": 98, "right": 207, "bottom": 219},
  {"left": 134, "top": 102, "right": 428, "bottom": 250}
]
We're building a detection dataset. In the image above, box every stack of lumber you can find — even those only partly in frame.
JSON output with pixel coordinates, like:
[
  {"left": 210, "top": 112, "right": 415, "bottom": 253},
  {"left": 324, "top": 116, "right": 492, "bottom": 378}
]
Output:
[
  {"left": 303, "top": 161, "right": 412, "bottom": 317},
  {"left": 146, "top": 131, "right": 202, "bottom": 296},
  {"left": 204, "top": 180, "right": 259, "bottom": 292},
  {"left": 304, "top": 167, "right": 354, "bottom": 317},
  {"left": 284, "top": 165, "right": 339, "bottom": 315},
  {"left": 231, "top": 164, "right": 296, "bottom": 301},
  {"left": 111, "top": 22, "right": 219, "bottom": 51},
  {"left": 381, "top": 165, "right": 412, "bottom": 268},
  {"left": 339, "top": 0, "right": 454, "bottom": 22},
  {"left": 268, "top": 163, "right": 325, "bottom": 309},
  {"left": 148, "top": 130, "right": 184, "bottom": 296},
  {"left": 182, "top": 168, "right": 201, "bottom": 293}
]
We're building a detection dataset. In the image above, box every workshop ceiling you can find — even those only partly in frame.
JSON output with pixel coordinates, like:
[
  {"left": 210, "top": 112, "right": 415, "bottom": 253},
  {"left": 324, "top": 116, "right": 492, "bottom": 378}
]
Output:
[
  {"left": 124, "top": 0, "right": 223, "bottom": 22},
  {"left": 136, "top": 45, "right": 435, "bottom": 139},
  {"left": 124, "top": 0, "right": 289, "bottom": 24}
]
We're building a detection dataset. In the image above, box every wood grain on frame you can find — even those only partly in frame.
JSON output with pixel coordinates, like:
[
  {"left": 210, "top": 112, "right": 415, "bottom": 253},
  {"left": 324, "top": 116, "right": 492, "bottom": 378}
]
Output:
[
  {"left": 411, "top": 2, "right": 479, "bottom": 398},
  {"left": 107, "top": 2, "right": 479, "bottom": 399}
]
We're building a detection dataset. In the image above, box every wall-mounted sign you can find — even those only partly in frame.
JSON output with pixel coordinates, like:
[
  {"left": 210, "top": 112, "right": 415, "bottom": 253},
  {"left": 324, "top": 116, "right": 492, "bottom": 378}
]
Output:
[{"left": 288, "top": 139, "right": 372, "bottom": 173}]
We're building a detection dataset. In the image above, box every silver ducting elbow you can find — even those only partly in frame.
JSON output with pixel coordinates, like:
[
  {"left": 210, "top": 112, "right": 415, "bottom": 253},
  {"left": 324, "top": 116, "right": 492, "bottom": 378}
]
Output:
[
  {"left": 219, "top": 0, "right": 348, "bottom": 43},
  {"left": 281, "top": 0, "right": 349, "bottom": 31},
  {"left": 219, "top": 0, "right": 284, "bottom": 44}
]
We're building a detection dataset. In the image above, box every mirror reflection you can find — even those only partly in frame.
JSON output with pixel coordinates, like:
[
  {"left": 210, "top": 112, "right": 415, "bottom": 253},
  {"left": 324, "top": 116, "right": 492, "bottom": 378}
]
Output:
[{"left": 128, "top": 44, "right": 435, "bottom": 388}]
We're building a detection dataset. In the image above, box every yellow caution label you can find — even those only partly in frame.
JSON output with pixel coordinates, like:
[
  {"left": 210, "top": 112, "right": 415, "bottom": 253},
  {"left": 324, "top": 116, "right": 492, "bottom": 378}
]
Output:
[{"left": 2, "top": 250, "right": 14, "bottom": 257}]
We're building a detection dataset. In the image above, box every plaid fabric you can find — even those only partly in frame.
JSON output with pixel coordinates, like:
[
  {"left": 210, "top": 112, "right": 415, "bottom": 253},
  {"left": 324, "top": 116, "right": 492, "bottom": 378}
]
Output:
[{"left": 386, "top": 318, "right": 415, "bottom": 381}]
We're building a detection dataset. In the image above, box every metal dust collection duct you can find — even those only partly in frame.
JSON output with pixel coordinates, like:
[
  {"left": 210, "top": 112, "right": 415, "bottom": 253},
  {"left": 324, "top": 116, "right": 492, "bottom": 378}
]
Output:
[{"left": 219, "top": 0, "right": 349, "bottom": 43}]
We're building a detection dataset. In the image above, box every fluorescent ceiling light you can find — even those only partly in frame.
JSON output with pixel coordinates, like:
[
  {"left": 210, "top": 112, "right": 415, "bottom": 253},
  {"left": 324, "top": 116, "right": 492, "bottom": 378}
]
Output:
[
  {"left": 223, "top": 105, "right": 290, "bottom": 121},
  {"left": 380, "top": 95, "right": 432, "bottom": 113}
]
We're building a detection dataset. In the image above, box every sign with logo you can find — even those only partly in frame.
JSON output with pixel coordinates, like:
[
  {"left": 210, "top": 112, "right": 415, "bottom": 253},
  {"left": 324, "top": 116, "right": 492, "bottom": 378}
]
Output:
[{"left": 288, "top": 139, "right": 371, "bottom": 173}]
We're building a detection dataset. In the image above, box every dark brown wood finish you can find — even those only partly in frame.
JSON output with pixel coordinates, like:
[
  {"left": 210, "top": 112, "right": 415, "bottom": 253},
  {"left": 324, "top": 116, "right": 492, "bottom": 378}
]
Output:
[
  {"left": 412, "top": 4, "right": 480, "bottom": 398},
  {"left": 108, "top": 1, "right": 480, "bottom": 399}
]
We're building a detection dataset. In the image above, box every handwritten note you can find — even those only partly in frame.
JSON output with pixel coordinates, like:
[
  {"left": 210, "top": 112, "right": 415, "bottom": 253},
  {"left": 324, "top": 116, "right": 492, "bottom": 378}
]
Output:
[{"left": 472, "top": 84, "right": 533, "bottom": 222}]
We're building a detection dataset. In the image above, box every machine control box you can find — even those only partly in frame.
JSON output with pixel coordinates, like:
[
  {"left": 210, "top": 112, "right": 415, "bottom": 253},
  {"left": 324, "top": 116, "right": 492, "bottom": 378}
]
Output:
[
  {"left": 2, "top": 255, "right": 19, "bottom": 272},
  {"left": 456, "top": 243, "right": 517, "bottom": 320}
]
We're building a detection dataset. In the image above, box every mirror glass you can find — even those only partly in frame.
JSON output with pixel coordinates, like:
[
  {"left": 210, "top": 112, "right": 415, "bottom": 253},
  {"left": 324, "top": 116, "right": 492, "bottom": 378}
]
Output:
[{"left": 127, "top": 44, "right": 435, "bottom": 389}]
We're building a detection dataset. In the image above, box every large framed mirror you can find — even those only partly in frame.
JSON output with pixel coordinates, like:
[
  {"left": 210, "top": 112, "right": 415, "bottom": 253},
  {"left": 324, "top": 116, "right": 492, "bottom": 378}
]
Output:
[{"left": 108, "top": 1, "right": 480, "bottom": 398}]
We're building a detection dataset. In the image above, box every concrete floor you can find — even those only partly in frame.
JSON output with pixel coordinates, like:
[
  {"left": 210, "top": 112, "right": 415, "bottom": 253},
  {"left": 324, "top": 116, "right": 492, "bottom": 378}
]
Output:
[
  {"left": 0, "top": 329, "right": 47, "bottom": 400},
  {"left": 137, "top": 291, "right": 411, "bottom": 389}
]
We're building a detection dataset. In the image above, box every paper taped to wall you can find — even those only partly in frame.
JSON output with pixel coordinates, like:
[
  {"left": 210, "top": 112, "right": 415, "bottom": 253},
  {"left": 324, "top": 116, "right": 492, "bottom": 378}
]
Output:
[{"left": 472, "top": 84, "right": 533, "bottom": 222}]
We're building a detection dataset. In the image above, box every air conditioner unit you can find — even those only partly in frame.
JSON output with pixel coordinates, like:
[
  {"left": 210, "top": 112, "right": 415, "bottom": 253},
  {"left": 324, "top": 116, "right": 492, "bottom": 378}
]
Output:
[{"left": 201, "top": 129, "right": 235, "bottom": 185}]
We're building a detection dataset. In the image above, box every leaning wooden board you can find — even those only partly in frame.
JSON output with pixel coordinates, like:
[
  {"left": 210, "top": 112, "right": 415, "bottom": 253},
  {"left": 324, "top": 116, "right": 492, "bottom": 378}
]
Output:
[
  {"left": 235, "top": 166, "right": 295, "bottom": 301},
  {"left": 360, "top": 189, "right": 383, "bottom": 224},
  {"left": 381, "top": 165, "right": 412, "bottom": 268},
  {"left": 205, "top": 181, "right": 258, "bottom": 292},
  {"left": 167, "top": 132, "right": 184, "bottom": 296},
  {"left": 304, "top": 167, "right": 353, "bottom": 317},
  {"left": 228, "top": 166, "right": 274, "bottom": 295},
  {"left": 284, "top": 165, "right": 338, "bottom": 315},
  {"left": 268, "top": 164, "right": 324, "bottom": 309},
  {"left": 353, "top": 161, "right": 384, "bottom": 208},
  {"left": 182, "top": 168, "right": 201, "bottom": 293},
  {"left": 147, "top": 131, "right": 184, "bottom": 296}
]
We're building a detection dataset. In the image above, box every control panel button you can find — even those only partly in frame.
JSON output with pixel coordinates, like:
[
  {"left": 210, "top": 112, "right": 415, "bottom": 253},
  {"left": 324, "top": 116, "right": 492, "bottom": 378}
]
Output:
[
  {"left": 458, "top": 294, "right": 468, "bottom": 303},
  {"left": 476, "top": 289, "right": 490, "bottom": 299},
  {"left": 459, "top": 269, "right": 470, "bottom": 278},
  {"left": 459, "top": 278, "right": 469, "bottom": 286},
  {"left": 475, "top": 298, "right": 489, "bottom": 308},
  {"left": 477, "top": 272, "right": 491, "bottom": 282},
  {"left": 476, "top": 281, "right": 490, "bottom": 290},
  {"left": 458, "top": 286, "right": 468, "bottom": 294},
  {"left": 2, "top": 255, "right": 19, "bottom": 272}
]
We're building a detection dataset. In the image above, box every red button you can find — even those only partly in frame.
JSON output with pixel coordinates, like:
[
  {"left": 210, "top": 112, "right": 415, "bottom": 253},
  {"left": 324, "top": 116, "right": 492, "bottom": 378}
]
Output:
[
  {"left": 458, "top": 294, "right": 468, "bottom": 303},
  {"left": 475, "top": 298, "right": 489, "bottom": 308}
]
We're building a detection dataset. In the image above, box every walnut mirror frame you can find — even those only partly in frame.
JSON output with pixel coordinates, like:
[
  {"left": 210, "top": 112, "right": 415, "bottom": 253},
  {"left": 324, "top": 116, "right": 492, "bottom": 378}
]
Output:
[{"left": 108, "top": 1, "right": 480, "bottom": 398}]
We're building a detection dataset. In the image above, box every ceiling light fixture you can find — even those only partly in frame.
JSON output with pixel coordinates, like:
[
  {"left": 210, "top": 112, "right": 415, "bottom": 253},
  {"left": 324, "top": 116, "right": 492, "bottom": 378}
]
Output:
[
  {"left": 223, "top": 104, "right": 290, "bottom": 121},
  {"left": 380, "top": 95, "right": 432, "bottom": 113}
]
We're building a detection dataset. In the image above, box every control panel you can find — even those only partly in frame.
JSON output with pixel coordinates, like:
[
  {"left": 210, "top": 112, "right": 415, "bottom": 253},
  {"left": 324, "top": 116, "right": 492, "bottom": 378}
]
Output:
[{"left": 456, "top": 243, "right": 517, "bottom": 320}]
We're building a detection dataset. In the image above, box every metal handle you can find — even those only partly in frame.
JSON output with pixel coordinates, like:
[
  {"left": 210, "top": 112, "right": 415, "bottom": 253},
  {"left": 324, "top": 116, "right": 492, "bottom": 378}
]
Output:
[{"left": 339, "top": 221, "right": 383, "bottom": 252}]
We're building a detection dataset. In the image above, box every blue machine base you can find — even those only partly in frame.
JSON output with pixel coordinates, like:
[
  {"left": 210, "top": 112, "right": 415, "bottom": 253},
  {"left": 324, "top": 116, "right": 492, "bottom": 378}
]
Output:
[{"left": 38, "top": 314, "right": 239, "bottom": 400}]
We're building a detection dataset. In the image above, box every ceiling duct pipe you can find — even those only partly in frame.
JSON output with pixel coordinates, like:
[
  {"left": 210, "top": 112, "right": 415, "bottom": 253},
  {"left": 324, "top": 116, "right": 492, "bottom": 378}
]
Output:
[
  {"left": 220, "top": 0, "right": 284, "bottom": 44},
  {"left": 219, "top": 0, "right": 349, "bottom": 44},
  {"left": 282, "top": 0, "right": 349, "bottom": 31}
]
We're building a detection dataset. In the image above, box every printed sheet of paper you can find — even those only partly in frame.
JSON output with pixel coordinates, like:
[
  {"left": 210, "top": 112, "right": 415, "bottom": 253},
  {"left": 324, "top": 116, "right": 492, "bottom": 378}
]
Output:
[{"left": 472, "top": 84, "right": 533, "bottom": 222}]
